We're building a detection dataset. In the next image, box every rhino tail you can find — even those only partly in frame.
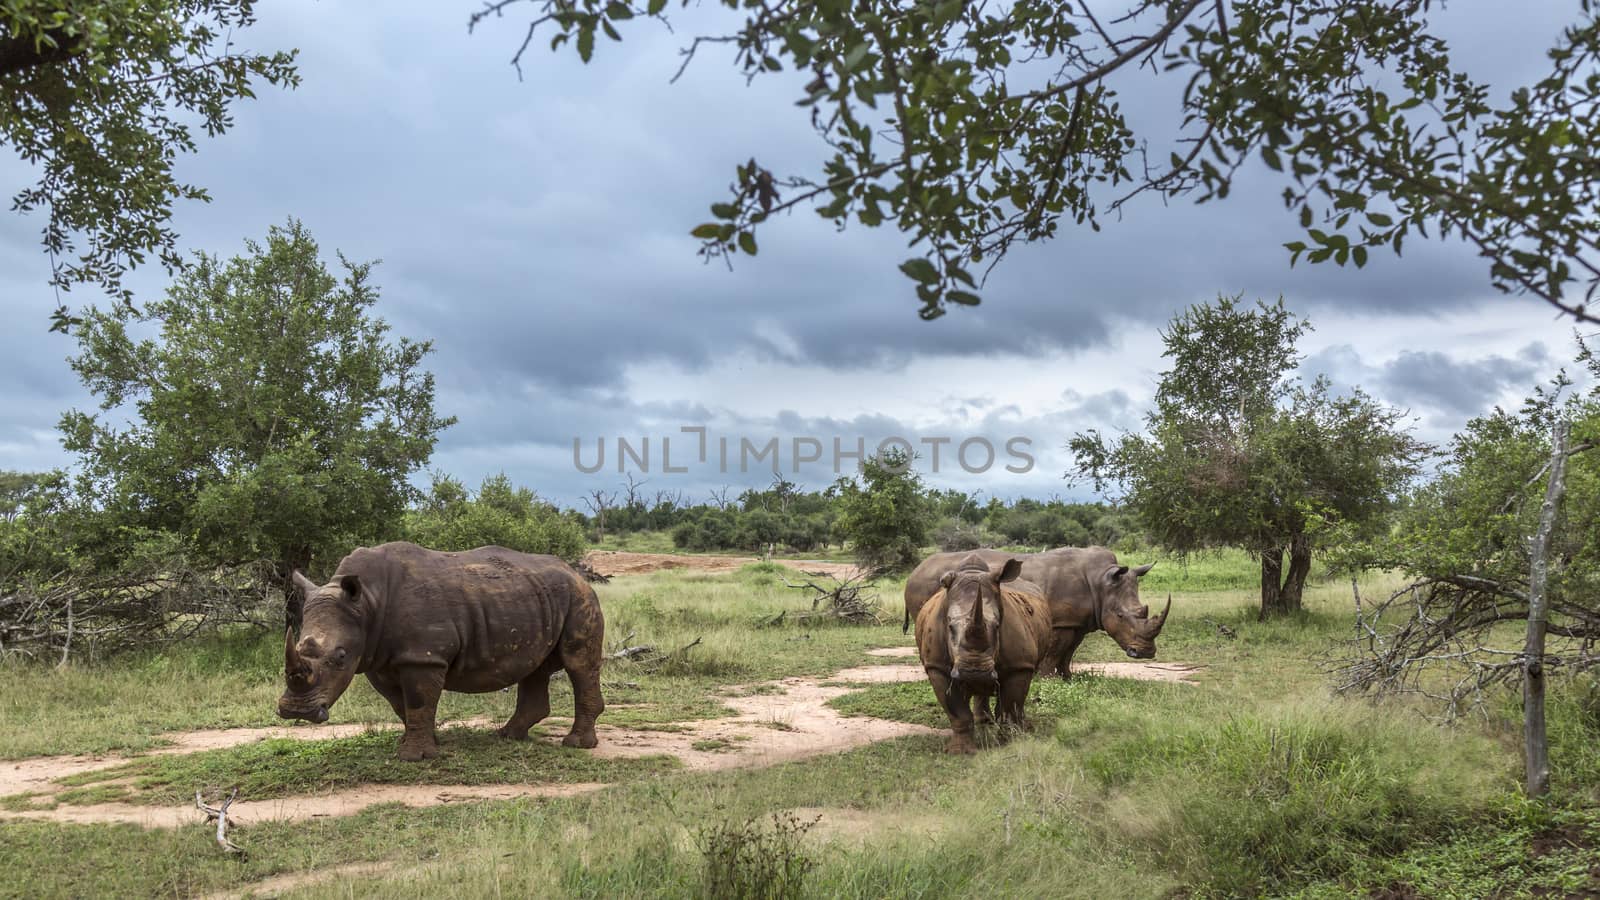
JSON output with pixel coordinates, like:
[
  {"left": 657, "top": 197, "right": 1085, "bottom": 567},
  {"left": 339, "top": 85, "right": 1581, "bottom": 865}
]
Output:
[{"left": 902, "top": 606, "right": 910, "bottom": 635}]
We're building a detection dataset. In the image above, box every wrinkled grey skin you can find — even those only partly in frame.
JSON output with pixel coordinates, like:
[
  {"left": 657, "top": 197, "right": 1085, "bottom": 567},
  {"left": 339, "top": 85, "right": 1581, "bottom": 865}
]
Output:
[
  {"left": 914, "top": 554, "right": 1054, "bottom": 754},
  {"left": 904, "top": 546, "right": 1170, "bottom": 678},
  {"left": 278, "top": 542, "right": 606, "bottom": 761}
]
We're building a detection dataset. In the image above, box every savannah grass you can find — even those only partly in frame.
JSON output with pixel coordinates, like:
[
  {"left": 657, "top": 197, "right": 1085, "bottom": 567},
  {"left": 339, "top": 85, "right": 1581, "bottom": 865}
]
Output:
[{"left": 1, "top": 551, "right": 1597, "bottom": 898}]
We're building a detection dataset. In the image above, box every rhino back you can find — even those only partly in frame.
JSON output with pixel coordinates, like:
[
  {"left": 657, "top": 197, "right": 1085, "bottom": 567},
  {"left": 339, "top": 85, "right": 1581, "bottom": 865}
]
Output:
[
  {"left": 905, "top": 546, "right": 1123, "bottom": 631},
  {"left": 338, "top": 542, "right": 588, "bottom": 689}
]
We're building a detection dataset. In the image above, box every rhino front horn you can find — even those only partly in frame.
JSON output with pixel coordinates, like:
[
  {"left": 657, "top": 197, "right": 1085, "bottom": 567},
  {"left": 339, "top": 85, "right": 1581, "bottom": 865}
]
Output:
[
  {"left": 284, "top": 626, "right": 301, "bottom": 670},
  {"left": 1156, "top": 594, "right": 1172, "bottom": 624}
]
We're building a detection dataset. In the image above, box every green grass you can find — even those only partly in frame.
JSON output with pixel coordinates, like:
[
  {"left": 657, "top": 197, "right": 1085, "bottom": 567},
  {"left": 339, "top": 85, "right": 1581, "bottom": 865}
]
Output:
[
  {"left": 1, "top": 555, "right": 1598, "bottom": 899},
  {"left": 52, "top": 728, "right": 678, "bottom": 804}
]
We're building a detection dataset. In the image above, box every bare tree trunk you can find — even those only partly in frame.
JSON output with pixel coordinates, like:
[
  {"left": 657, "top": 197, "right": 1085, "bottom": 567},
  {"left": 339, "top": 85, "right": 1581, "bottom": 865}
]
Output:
[
  {"left": 1524, "top": 419, "right": 1569, "bottom": 797},
  {"left": 1258, "top": 546, "right": 1285, "bottom": 621},
  {"left": 1281, "top": 532, "right": 1312, "bottom": 613}
]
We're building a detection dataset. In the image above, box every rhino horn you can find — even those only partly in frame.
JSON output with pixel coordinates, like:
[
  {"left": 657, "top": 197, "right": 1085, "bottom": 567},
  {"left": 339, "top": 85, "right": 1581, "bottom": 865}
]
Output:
[
  {"left": 1152, "top": 594, "right": 1173, "bottom": 628},
  {"left": 284, "top": 626, "right": 301, "bottom": 672}
]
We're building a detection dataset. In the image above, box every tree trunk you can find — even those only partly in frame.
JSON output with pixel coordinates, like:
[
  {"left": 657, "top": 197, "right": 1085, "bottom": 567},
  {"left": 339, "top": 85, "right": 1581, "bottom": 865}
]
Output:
[
  {"left": 1258, "top": 546, "right": 1285, "bottom": 621},
  {"left": 1524, "top": 419, "right": 1569, "bottom": 797},
  {"left": 1280, "top": 533, "right": 1312, "bottom": 613}
]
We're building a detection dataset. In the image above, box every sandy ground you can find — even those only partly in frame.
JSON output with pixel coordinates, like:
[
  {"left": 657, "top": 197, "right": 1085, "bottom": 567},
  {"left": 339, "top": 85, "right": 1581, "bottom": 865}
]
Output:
[
  {"left": 0, "top": 650, "right": 1200, "bottom": 832},
  {"left": 583, "top": 550, "right": 860, "bottom": 580}
]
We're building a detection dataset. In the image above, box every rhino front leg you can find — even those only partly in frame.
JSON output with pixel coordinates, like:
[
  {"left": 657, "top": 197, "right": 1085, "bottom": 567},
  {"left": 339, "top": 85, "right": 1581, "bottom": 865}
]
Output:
[
  {"left": 970, "top": 691, "right": 994, "bottom": 725},
  {"left": 1051, "top": 629, "right": 1085, "bottom": 680},
  {"left": 366, "top": 671, "right": 406, "bottom": 722},
  {"left": 396, "top": 665, "right": 446, "bottom": 762},
  {"left": 927, "top": 669, "right": 977, "bottom": 754},
  {"left": 497, "top": 666, "right": 553, "bottom": 741},
  {"left": 997, "top": 670, "right": 1034, "bottom": 731}
]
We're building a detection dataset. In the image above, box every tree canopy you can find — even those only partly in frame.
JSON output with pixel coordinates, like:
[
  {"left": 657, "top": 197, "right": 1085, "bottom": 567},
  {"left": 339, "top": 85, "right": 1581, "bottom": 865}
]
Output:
[
  {"left": 58, "top": 220, "right": 454, "bottom": 577},
  {"left": 1072, "top": 295, "right": 1427, "bottom": 617},
  {"left": 476, "top": 0, "right": 1600, "bottom": 322},
  {"left": 404, "top": 472, "right": 587, "bottom": 562},
  {"left": 1338, "top": 338, "right": 1600, "bottom": 714},
  {"left": 832, "top": 447, "right": 930, "bottom": 573},
  {"left": 0, "top": 1, "right": 297, "bottom": 329}
]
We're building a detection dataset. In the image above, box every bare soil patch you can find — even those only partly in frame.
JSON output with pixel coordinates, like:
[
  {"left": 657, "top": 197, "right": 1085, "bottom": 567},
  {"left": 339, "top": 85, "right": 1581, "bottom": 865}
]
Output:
[
  {"left": 577, "top": 674, "right": 935, "bottom": 770},
  {"left": 2, "top": 782, "right": 602, "bottom": 829},
  {"left": 583, "top": 550, "right": 859, "bottom": 580},
  {"left": 0, "top": 718, "right": 496, "bottom": 799}
]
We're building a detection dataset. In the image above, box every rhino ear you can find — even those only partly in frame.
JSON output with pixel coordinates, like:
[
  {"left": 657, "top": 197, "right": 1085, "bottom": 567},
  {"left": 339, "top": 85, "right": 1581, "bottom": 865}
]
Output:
[
  {"left": 994, "top": 558, "right": 1024, "bottom": 584},
  {"left": 291, "top": 570, "right": 319, "bottom": 597},
  {"left": 1104, "top": 564, "right": 1129, "bottom": 582},
  {"left": 939, "top": 570, "right": 956, "bottom": 590},
  {"left": 339, "top": 574, "right": 361, "bottom": 601}
]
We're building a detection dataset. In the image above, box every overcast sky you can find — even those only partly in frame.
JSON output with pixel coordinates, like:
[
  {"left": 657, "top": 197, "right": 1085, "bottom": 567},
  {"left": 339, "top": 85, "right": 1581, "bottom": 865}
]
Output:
[{"left": 0, "top": 2, "right": 1590, "bottom": 507}]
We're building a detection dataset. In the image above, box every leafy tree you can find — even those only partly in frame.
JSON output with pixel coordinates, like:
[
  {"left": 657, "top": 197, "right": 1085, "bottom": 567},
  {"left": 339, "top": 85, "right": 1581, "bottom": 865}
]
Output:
[
  {"left": 1339, "top": 339, "right": 1600, "bottom": 716},
  {"left": 58, "top": 220, "right": 454, "bottom": 579},
  {"left": 403, "top": 472, "right": 586, "bottom": 562},
  {"left": 1, "top": 2, "right": 298, "bottom": 327},
  {"left": 1073, "top": 295, "right": 1427, "bottom": 618},
  {"left": 0, "top": 472, "right": 43, "bottom": 524},
  {"left": 832, "top": 447, "right": 929, "bottom": 573},
  {"left": 477, "top": 0, "right": 1600, "bottom": 322}
]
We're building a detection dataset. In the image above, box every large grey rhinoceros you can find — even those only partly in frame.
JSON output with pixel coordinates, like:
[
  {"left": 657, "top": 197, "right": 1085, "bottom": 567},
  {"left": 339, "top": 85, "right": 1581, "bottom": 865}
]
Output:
[
  {"left": 903, "top": 546, "right": 1171, "bottom": 678},
  {"left": 277, "top": 541, "right": 606, "bottom": 761}
]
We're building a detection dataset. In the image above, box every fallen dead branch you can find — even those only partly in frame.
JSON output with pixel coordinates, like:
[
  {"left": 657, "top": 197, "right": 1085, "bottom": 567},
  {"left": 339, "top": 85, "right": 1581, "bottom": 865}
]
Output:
[
  {"left": 777, "top": 570, "right": 883, "bottom": 625},
  {"left": 575, "top": 561, "right": 611, "bottom": 583},
  {"left": 602, "top": 635, "right": 705, "bottom": 673},
  {"left": 196, "top": 788, "right": 243, "bottom": 854}
]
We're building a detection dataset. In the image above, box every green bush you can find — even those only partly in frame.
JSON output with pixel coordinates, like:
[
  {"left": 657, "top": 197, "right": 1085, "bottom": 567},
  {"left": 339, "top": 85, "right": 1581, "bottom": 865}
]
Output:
[{"left": 404, "top": 473, "right": 585, "bottom": 562}]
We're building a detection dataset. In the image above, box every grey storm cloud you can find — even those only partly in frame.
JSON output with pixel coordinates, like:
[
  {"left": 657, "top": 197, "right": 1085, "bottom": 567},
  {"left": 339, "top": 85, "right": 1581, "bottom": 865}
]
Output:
[
  {"left": 0, "top": 1, "right": 1582, "bottom": 498},
  {"left": 1378, "top": 347, "right": 1549, "bottom": 416}
]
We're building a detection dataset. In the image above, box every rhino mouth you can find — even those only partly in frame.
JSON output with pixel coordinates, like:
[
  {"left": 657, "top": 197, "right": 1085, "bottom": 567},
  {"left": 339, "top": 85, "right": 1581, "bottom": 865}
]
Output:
[
  {"left": 951, "top": 667, "right": 999, "bottom": 686},
  {"left": 1125, "top": 647, "right": 1155, "bottom": 660},
  {"left": 277, "top": 698, "right": 330, "bottom": 723}
]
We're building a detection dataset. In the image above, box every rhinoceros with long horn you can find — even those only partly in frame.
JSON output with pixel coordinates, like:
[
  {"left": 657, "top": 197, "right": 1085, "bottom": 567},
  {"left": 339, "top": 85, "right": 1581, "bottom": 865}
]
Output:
[
  {"left": 904, "top": 546, "right": 1171, "bottom": 678},
  {"left": 914, "top": 553, "right": 1055, "bottom": 754}
]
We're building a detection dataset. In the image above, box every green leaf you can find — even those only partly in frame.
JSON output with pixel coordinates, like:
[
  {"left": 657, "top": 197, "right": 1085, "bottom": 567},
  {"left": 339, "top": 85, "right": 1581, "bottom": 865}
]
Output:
[
  {"left": 738, "top": 232, "right": 758, "bottom": 255},
  {"left": 1353, "top": 245, "right": 1368, "bottom": 268},
  {"left": 690, "top": 223, "right": 722, "bottom": 239},
  {"left": 710, "top": 202, "right": 738, "bottom": 219},
  {"left": 898, "top": 258, "right": 940, "bottom": 283},
  {"left": 577, "top": 27, "right": 595, "bottom": 62},
  {"left": 947, "top": 290, "right": 981, "bottom": 306},
  {"left": 647, "top": 0, "right": 667, "bottom": 14},
  {"left": 601, "top": 19, "right": 622, "bottom": 41}
]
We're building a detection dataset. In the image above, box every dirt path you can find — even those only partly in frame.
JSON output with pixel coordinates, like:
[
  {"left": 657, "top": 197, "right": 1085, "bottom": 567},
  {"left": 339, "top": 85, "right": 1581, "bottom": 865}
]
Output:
[
  {"left": 0, "top": 719, "right": 497, "bottom": 800},
  {"left": 0, "top": 651, "right": 1201, "bottom": 831},
  {"left": 583, "top": 550, "right": 860, "bottom": 580},
  {"left": 0, "top": 666, "right": 933, "bottom": 829}
]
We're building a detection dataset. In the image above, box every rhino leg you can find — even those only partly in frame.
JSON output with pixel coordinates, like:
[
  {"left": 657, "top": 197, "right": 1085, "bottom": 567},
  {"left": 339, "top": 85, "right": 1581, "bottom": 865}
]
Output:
[
  {"left": 927, "top": 669, "right": 978, "bottom": 754},
  {"left": 563, "top": 665, "right": 604, "bottom": 748},
  {"left": 997, "top": 671, "right": 1034, "bottom": 730},
  {"left": 366, "top": 671, "right": 406, "bottom": 722},
  {"left": 396, "top": 665, "right": 446, "bottom": 762},
  {"left": 1050, "top": 629, "right": 1085, "bottom": 680},
  {"left": 497, "top": 666, "right": 554, "bottom": 741},
  {"left": 558, "top": 597, "right": 606, "bottom": 749},
  {"left": 970, "top": 692, "right": 994, "bottom": 725}
]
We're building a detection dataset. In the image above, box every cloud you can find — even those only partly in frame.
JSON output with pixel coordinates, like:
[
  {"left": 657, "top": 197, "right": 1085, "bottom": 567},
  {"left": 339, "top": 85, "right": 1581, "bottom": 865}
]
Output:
[{"left": 0, "top": 1, "right": 1586, "bottom": 503}]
